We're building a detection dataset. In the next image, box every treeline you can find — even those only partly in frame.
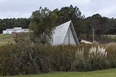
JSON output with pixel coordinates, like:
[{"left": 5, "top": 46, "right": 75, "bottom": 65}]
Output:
[
  {"left": 84, "top": 14, "right": 116, "bottom": 40},
  {"left": 52, "top": 6, "right": 116, "bottom": 39},
  {"left": 0, "top": 5, "right": 116, "bottom": 36},
  {"left": 0, "top": 18, "right": 30, "bottom": 33}
]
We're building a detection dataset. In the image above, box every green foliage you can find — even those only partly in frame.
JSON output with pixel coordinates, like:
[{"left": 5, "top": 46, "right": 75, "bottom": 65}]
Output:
[
  {"left": 74, "top": 47, "right": 92, "bottom": 71},
  {"left": 74, "top": 59, "right": 92, "bottom": 71},
  {"left": 53, "top": 5, "right": 82, "bottom": 24},
  {"left": 88, "top": 45, "right": 110, "bottom": 70},
  {"left": 84, "top": 14, "right": 110, "bottom": 40},
  {"left": 0, "top": 34, "right": 11, "bottom": 39},
  {"left": 14, "top": 33, "right": 51, "bottom": 74},
  {"left": 107, "top": 18, "right": 116, "bottom": 34},
  {"left": 104, "top": 35, "right": 116, "bottom": 42},
  {"left": 88, "top": 57, "right": 110, "bottom": 70},
  {"left": 0, "top": 43, "right": 6, "bottom": 46},
  {"left": 29, "top": 7, "right": 58, "bottom": 44},
  {"left": 105, "top": 44, "right": 116, "bottom": 68},
  {"left": 53, "top": 5, "right": 84, "bottom": 37},
  {"left": 0, "top": 44, "right": 20, "bottom": 76},
  {"left": 0, "top": 18, "right": 30, "bottom": 33},
  {"left": 0, "top": 34, "right": 15, "bottom": 45},
  {"left": 0, "top": 42, "right": 116, "bottom": 76},
  {"left": 74, "top": 45, "right": 111, "bottom": 71}
]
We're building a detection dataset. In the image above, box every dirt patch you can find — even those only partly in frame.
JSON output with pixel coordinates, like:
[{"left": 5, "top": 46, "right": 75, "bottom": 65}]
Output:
[
  {"left": 81, "top": 40, "right": 92, "bottom": 44},
  {"left": 82, "top": 38, "right": 116, "bottom": 44},
  {"left": 80, "top": 38, "right": 116, "bottom": 46}
]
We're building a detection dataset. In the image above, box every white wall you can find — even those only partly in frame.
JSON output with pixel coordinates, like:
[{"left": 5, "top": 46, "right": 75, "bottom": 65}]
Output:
[
  {"left": 3, "top": 29, "right": 29, "bottom": 34},
  {"left": 3, "top": 30, "right": 13, "bottom": 34}
]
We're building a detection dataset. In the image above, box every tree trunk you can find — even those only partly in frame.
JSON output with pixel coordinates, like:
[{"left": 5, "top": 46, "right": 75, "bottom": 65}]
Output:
[
  {"left": 87, "top": 34, "right": 89, "bottom": 39},
  {"left": 32, "top": 61, "right": 41, "bottom": 74}
]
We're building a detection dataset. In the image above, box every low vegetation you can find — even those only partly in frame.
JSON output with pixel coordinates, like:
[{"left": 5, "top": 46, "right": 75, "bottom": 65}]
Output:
[
  {"left": 104, "top": 35, "right": 116, "bottom": 42},
  {"left": 0, "top": 42, "right": 116, "bottom": 76},
  {"left": 4, "top": 68, "right": 116, "bottom": 77},
  {"left": 0, "top": 34, "right": 11, "bottom": 38},
  {"left": 0, "top": 43, "right": 6, "bottom": 46},
  {"left": 0, "top": 5, "right": 116, "bottom": 77},
  {"left": 0, "top": 34, "right": 15, "bottom": 45},
  {"left": 0, "top": 34, "right": 116, "bottom": 76}
]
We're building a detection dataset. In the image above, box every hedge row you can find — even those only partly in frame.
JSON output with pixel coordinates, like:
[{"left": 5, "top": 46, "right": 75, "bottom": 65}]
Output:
[{"left": 0, "top": 43, "right": 116, "bottom": 76}]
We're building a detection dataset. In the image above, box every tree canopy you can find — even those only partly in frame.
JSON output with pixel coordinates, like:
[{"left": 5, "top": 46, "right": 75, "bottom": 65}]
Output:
[
  {"left": 84, "top": 14, "right": 111, "bottom": 40},
  {"left": 29, "top": 7, "right": 58, "bottom": 44},
  {"left": 53, "top": 5, "right": 85, "bottom": 37},
  {"left": 0, "top": 5, "right": 116, "bottom": 41}
]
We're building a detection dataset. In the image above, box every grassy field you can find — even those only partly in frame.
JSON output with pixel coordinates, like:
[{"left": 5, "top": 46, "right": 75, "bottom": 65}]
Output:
[
  {"left": 0, "top": 34, "right": 15, "bottom": 45},
  {"left": 104, "top": 35, "right": 116, "bottom": 41},
  {"left": 0, "top": 34, "right": 11, "bottom": 38},
  {"left": 0, "top": 43, "right": 7, "bottom": 46},
  {"left": 5, "top": 68, "right": 116, "bottom": 77},
  {"left": 80, "top": 34, "right": 116, "bottom": 42}
]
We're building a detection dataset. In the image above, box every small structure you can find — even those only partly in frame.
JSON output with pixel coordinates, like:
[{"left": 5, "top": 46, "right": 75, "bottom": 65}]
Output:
[
  {"left": 52, "top": 20, "right": 79, "bottom": 45},
  {"left": 3, "top": 21, "right": 79, "bottom": 45},
  {"left": 2, "top": 27, "right": 29, "bottom": 34}
]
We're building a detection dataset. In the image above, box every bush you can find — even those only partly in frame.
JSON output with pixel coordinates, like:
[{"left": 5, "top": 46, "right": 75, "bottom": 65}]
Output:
[
  {"left": 0, "top": 43, "right": 116, "bottom": 76},
  {"left": 88, "top": 46, "right": 110, "bottom": 70},
  {"left": 74, "top": 45, "right": 111, "bottom": 71},
  {"left": 105, "top": 43, "right": 116, "bottom": 68},
  {"left": 0, "top": 44, "right": 20, "bottom": 76}
]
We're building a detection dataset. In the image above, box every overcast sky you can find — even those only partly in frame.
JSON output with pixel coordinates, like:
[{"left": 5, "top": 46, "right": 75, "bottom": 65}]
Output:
[{"left": 0, "top": 0, "right": 116, "bottom": 19}]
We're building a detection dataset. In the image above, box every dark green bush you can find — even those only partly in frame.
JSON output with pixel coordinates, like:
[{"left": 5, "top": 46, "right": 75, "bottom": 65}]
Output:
[
  {"left": 74, "top": 59, "right": 92, "bottom": 71},
  {"left": 88, "top": 57, "right": 110, "bottom": 70}
]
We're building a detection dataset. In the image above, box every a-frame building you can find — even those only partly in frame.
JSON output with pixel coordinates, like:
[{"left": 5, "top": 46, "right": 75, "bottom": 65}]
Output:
[{"left": 52, "top": 20, "right": 79, "bottom": 45}]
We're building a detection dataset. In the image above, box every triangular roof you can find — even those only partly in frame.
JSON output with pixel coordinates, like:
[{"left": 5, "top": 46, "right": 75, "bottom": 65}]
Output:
[{"left": 52, "top": 20, "right": 79, "bottom": 45}]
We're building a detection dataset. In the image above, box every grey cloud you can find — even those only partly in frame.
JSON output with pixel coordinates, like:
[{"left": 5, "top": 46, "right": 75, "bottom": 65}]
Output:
[{"left": 0, "top": 0, "right": 116, "bottom": 18}]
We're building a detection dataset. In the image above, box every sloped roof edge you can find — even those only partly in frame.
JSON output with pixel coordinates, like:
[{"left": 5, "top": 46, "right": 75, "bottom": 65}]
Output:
[
  {"left": 52, "top": 20, "right": 71, "bottom": 45},
  {"left": 59, "top": 20, "right": 72, "bottom": 44},
  {"left": 70, "top": 21, "right": 79, "bottom": 44},
  {"left": 52, "top": 20, "right": 79, "bottom": 45}
]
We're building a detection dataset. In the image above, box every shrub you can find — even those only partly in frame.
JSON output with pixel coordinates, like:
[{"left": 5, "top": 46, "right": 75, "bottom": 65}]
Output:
[
  {"left": 0, "top": 43, "right": 116, "bottom": 76},
  {"left": 46, "top": 45, "right": 76, "bottom": 71},
  {"left": 74, "top": 48, "right": 92, "bottom": 71},
  {"left": 74, "top": 45, "right": 111, "bottom": 71},
  {"left": 105, "top": 43, "right": 116, "bottom": 68},
  {"left": 88, "top": 46, "right": 110, "bottom": 70},
  {"left": 0, "top": 44, "right": 20, "bottom": 76}
]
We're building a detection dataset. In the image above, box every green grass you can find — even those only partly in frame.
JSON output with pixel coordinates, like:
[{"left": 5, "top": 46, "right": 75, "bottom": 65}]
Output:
[
  {"left": 0, "top": 39, "right": 11, "bottom": 42},
  {"left": 5, "top": 68, "right": 116, "bottom": 77},
  {"left": 0, "top": 43, "right": 7, "bottom": 46},
  {"left": 104, "top": 35, "right": 116, "bottom": 41},
  {"left": 106, "top": 35, "right": 116, "bottom": 38},
  {"left": 0, "top": 34, "right": 11, "bottom": 39},
  {"left": 0, "top": 34, "right": 15, "bottom": 45}
]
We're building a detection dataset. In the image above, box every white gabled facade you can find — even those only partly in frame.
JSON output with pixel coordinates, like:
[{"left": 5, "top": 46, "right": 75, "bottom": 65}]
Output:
[
  {"left": 3, "top": 27, "right": 29, "bottom": 34},
  {"left": 52, "top": 20, "right": 79, "bottom": 45}
]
